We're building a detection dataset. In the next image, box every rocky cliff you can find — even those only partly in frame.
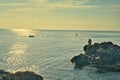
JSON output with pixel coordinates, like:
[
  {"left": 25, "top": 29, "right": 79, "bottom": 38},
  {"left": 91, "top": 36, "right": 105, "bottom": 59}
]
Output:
[
  {"left": 0, "top": 70, "right": 43, "bottom": 80},
  {"left": 71, "top": 41, "right": 120, "bottom": 72}
]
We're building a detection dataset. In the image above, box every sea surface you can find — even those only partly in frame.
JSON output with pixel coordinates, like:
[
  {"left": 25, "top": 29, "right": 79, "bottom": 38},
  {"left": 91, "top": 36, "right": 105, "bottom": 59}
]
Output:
[{"left": 0, "top": 29, "right": 120, "bottom": 80}]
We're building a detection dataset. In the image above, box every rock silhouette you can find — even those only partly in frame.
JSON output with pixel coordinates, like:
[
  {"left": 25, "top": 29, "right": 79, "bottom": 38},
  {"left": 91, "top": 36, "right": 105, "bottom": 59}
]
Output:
[
  {"left": 71, "top": 41, "right": 120, "bottom": 72},
  {"left": 0, "top": 70, "right": 43, "bottom": 80}
]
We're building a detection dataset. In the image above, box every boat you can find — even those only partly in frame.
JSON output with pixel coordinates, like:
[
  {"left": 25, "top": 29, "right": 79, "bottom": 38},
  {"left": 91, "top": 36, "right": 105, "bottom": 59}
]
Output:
[{"left": 29, "top": 35, "right": 35, "bottom": 37}]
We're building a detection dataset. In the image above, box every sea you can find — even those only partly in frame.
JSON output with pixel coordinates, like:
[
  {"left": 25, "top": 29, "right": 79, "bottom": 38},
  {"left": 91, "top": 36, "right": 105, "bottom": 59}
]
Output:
[{"left": 0, "top": 29, "right": 120, "bottom": 80}]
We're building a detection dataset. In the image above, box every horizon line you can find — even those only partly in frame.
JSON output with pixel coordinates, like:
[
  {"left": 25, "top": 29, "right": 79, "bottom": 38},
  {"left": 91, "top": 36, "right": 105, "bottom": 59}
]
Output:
[{"left": 0, "top": 28, "right": 120, "bottom": 32}]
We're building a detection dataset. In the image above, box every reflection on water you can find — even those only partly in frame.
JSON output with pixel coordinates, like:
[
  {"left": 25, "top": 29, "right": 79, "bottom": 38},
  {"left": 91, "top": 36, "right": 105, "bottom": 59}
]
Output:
[
  {"left": 10, "top": 29, "right": 36, "bottom": 36},
  {"left": 6, "top": 43, "right": 39, "bottom": 73}
]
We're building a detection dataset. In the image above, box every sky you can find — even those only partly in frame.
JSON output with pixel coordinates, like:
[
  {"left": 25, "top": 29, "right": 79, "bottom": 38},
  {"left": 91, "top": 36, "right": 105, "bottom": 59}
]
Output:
[{"left": 0, "top": 0, "right": 120, "bottom": 30}]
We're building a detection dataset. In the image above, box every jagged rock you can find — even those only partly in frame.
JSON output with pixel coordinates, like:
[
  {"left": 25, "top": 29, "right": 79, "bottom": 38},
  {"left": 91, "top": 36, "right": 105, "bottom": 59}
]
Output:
[
  {"left": 0, "top": 70, "right": 43, "bottom": 80},
  {"left": 71, "top": 41, "right": 120, "bottom": 72},
  {"left": 71, "top": 54, "right": 90, "bottom": 69}
]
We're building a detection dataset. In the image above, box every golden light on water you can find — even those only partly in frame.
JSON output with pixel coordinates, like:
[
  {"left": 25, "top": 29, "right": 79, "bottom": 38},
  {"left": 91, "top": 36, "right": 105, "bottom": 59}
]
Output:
[
  {"left": 6, "top": 43, "right": 39, "bottom": 73},
  {"left": 10, "top": 29, "right": 36, "bottom": 36},
  {"left": 7, "top": 44, "right": 27, "bottom": 55}
]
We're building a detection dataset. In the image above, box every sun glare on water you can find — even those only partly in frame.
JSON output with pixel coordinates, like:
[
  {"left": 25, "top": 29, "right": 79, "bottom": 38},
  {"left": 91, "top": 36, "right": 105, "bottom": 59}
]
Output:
[
  {"left": 4, "top": 30, "right": 39, "bottom": 73},
  {"left": 10, "top": 29, "right": 36, "bottom": 36}
]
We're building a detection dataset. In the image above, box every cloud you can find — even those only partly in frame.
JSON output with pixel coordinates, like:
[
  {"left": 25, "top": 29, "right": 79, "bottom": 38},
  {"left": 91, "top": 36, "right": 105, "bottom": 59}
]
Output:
[
  {"left": 0, "top": 0, "right": 119, "bottom": 12},
  {"left": 48, "top": 2, "right": 97, "bottom": 9},
  {"left": 0, "top": 0, "right": 94, "bottom": 7},
  {"left": 0, "top": 0, "right": 98, "bottom": 11},
  {"left": 107, "top": 5, "right": 120, "bottom": 8},
  {"left": 31, "top": 0, "right": 47, "bottom": 3},
  {"left": 0, "top": 3, "right": 28, "bottom": 7}
]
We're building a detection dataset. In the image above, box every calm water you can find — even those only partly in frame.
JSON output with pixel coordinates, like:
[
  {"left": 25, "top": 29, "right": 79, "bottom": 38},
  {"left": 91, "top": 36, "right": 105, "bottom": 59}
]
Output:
[{"left": 0, "top": 29, "right": 120, "bottom": 80}]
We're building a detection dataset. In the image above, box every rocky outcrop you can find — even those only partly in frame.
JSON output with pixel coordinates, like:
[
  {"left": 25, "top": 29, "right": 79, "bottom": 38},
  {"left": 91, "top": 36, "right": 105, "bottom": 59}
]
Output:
[
  {"left": 71, "top": 54, "right": 90, "bottom": 69},
  {"left": 71, "top": 41, "right": 120, "bottom": 72},
  {"left": 0, "top": 70, "right": 43, "bottom": 80}
]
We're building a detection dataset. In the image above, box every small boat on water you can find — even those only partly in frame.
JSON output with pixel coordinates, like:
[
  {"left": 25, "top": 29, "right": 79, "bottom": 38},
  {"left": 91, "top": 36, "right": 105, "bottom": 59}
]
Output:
[
  {"left": 75, "top": 34, "right": 78, "bottom": 36},
  {"left": 29, "top": 35, "right": 35, "bottom": 37}
]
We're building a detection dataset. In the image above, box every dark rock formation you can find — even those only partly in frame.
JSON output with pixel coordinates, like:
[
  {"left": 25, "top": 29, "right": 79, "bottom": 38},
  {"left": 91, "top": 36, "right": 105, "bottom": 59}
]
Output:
[
  {"left": 71, "top": 54, "right": 90, "bottom": 69},
  {"left": 71, "top": 41, "right": 120, "bottom": 71},
  {"left": 0, "top": 70, "right": 43, "bottom": 80}
]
